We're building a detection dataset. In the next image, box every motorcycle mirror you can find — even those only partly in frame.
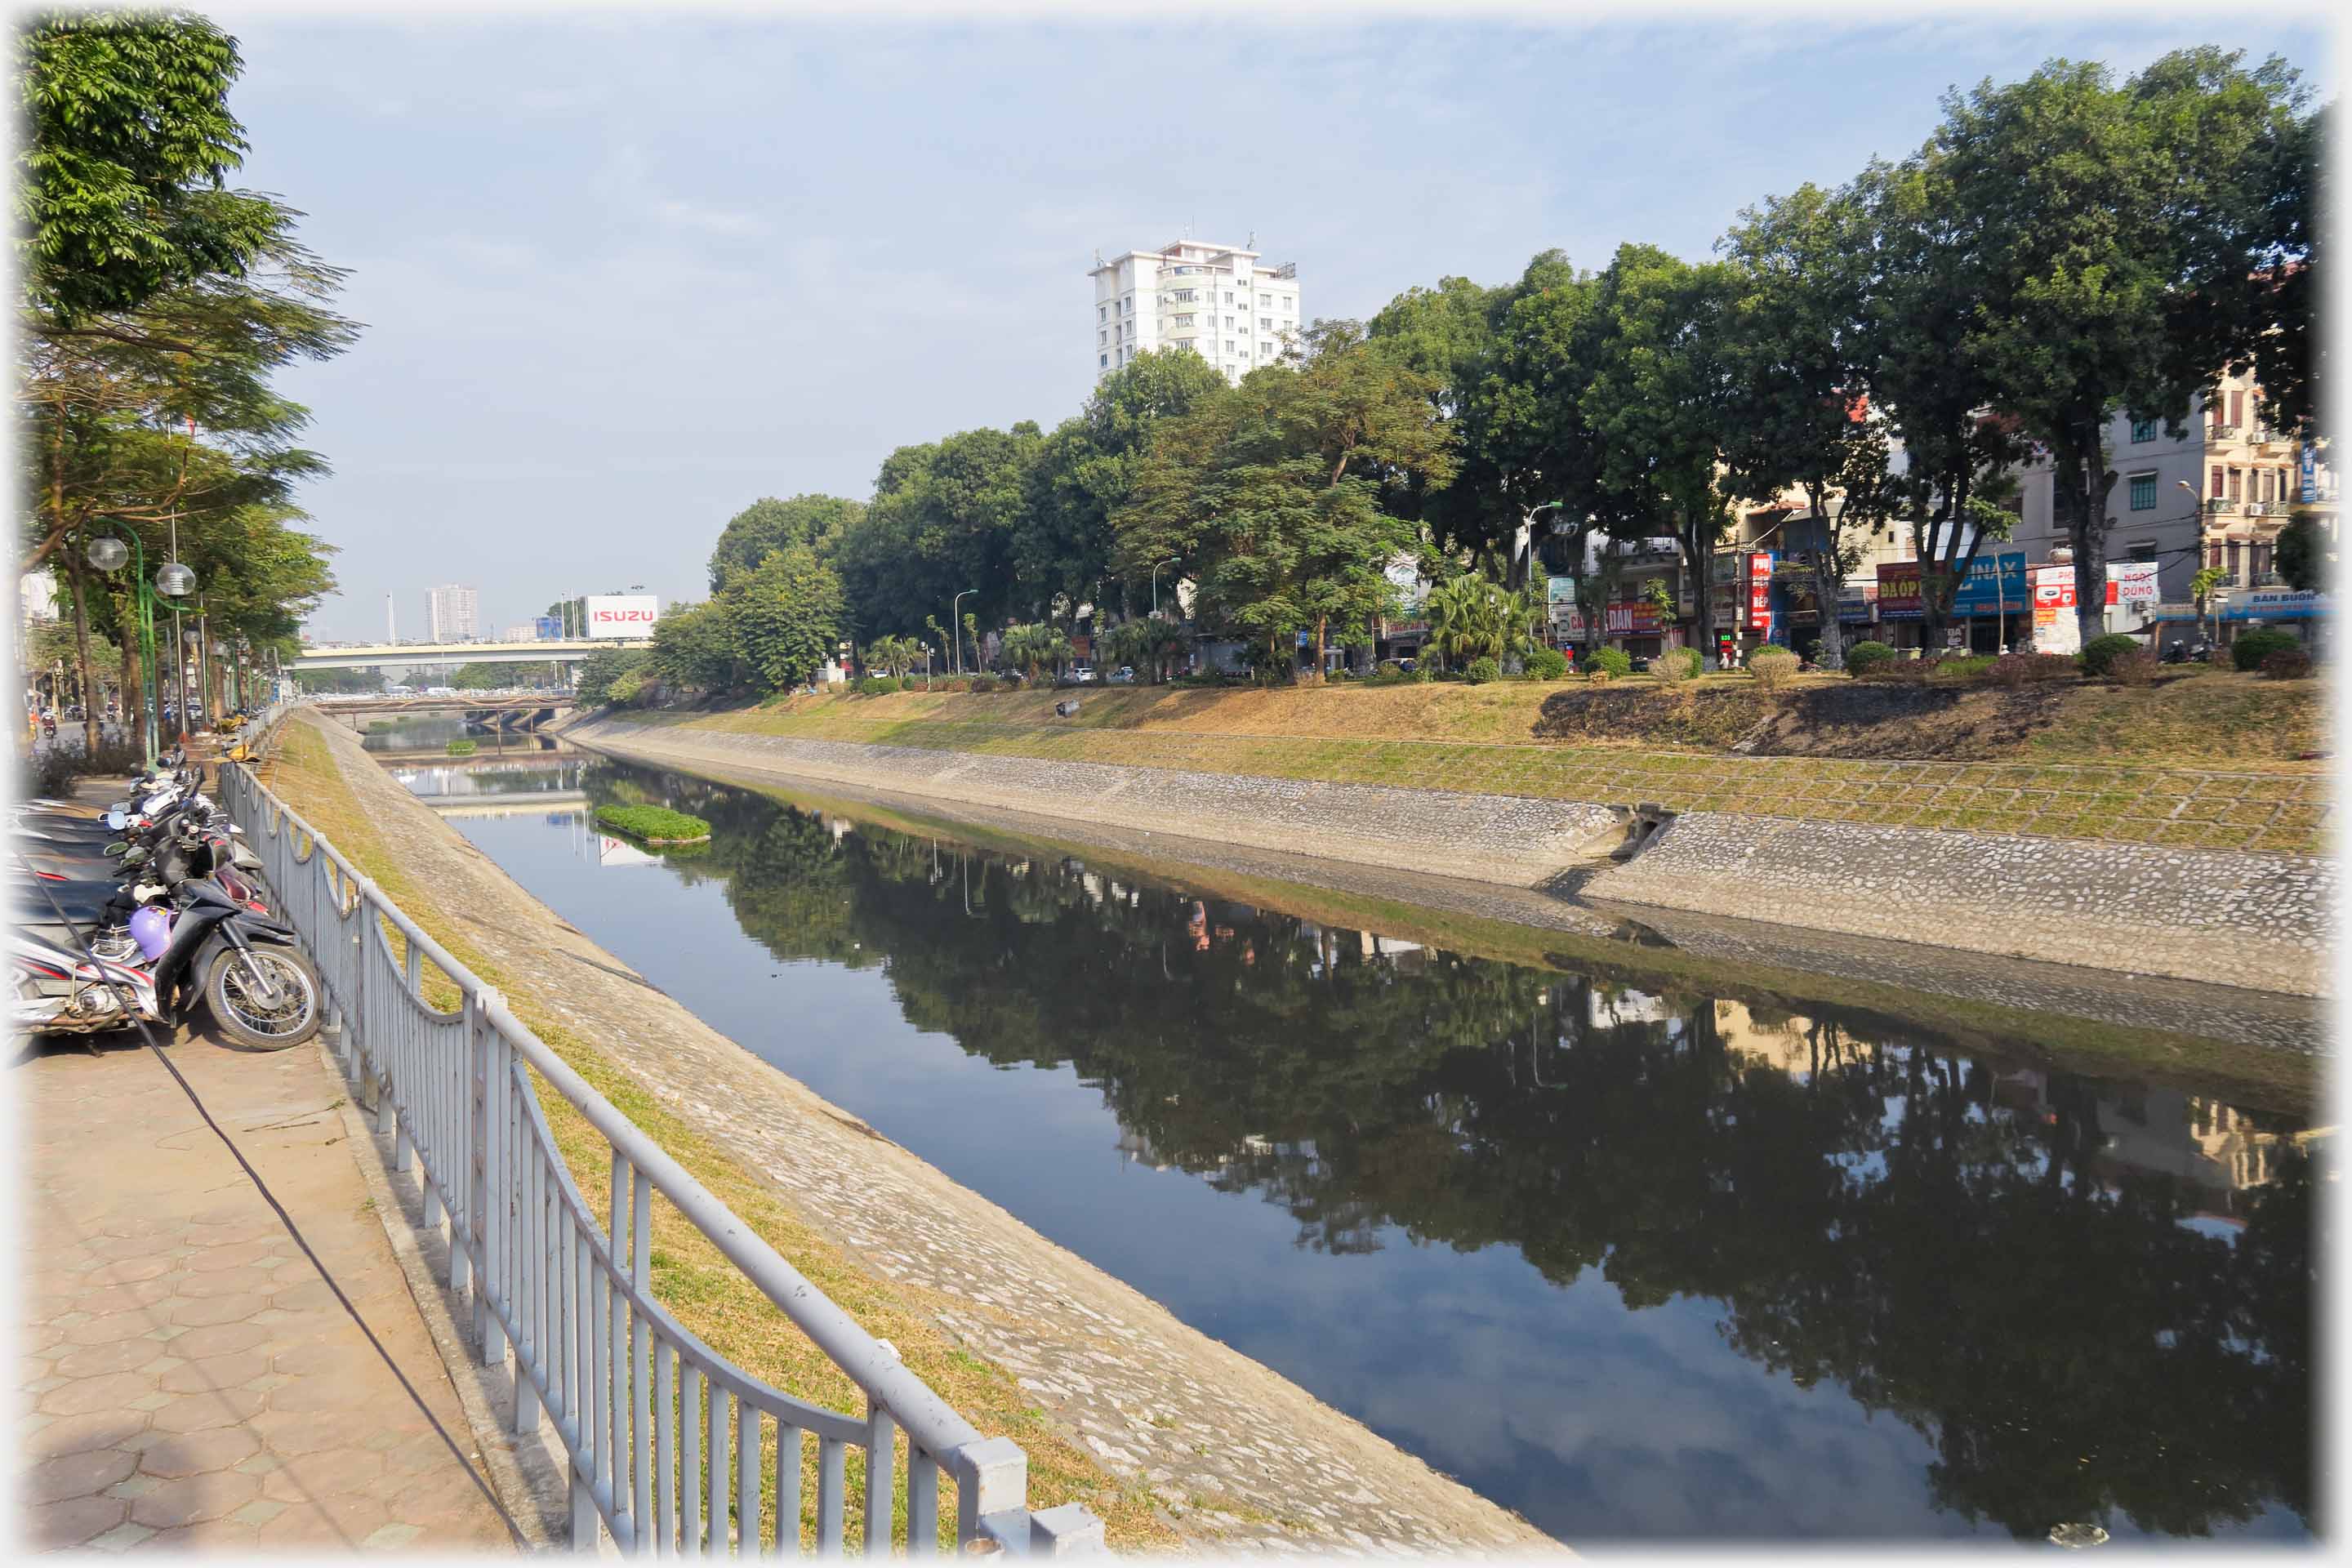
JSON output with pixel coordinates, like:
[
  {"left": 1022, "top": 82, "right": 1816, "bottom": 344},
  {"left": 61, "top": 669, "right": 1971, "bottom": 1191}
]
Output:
[
  {"left": 105, "top": 840, "right": 128, "bottom": 857},
  {"left": 105, "top": 810, "right": 127, "bottom": 831}
]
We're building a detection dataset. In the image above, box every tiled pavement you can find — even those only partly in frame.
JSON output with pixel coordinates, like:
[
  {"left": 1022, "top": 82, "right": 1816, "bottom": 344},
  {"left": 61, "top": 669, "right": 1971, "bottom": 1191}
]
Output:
[{"left": 16, "top": 1024, "right": 514, "bottom": 1552}]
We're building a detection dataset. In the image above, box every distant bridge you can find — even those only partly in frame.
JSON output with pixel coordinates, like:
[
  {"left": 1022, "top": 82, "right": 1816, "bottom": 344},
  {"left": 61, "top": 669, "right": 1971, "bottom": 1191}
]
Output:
[
  {"left": 292, "top": 639, "right": 647, "bottom": 672},
  {"left": 425, "top": 791, "right": 590, "bottom": 819},
  {"left": 325, "top": 695, "right": 577, "bottom": 733}
]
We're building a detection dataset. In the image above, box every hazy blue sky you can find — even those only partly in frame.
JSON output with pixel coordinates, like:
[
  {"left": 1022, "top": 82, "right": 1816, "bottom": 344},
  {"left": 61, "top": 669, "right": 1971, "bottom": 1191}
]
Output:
[{"left": 212, "top": 9, "right": 2336, "bottom": 642}]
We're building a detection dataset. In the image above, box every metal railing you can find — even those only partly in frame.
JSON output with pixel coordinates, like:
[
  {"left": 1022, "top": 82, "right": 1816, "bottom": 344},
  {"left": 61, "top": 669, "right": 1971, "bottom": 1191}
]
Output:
[{"left": 220, "top": 712, "right": 1100, "bottom": 1556}]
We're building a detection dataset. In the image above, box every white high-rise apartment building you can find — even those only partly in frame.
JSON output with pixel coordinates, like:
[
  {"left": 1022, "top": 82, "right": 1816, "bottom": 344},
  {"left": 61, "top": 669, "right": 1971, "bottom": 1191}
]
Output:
[
  {"left": 1090, "top": 238, "right": 1300, "bottom": 385},
  {"left": 425, "top": 583, "right": 480, "bottom": 643}
]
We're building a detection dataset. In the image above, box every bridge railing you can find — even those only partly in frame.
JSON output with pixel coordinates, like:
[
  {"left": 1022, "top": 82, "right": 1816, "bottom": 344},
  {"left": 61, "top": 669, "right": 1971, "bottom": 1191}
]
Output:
[{"left": 220, "top": 719, "right": 1101, "bottom": 1557}]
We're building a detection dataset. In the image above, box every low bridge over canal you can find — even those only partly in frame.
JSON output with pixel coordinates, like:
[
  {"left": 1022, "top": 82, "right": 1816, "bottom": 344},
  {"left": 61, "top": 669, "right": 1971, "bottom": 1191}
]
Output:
[{"left": 324, "top": 695, "right": 577, "bottom": 734}]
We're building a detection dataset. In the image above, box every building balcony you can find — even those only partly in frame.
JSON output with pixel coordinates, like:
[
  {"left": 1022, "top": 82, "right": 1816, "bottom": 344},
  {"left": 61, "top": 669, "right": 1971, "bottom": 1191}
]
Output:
[
  {"left": 2204, "top": 497, "right": 2232, "bottom": 513},
  {"left": 2208, "top": 424, "right": 2240, "bottom": 442}
]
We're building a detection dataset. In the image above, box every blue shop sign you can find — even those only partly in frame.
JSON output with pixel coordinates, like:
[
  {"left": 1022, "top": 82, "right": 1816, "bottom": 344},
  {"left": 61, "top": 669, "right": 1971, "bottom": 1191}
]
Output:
[
  {"left": 2223, "top": 588, "right": 2330, "bottom": 621},
  {"left": 1949, "top": 550, "right": 2029, "bottom": 617}
]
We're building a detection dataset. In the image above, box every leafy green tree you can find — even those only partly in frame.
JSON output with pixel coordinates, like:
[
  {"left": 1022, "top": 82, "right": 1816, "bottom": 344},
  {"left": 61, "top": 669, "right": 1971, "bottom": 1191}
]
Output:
[
  {"left": 1098, "top": 616, "right": 1187, "bottom": 683},
  {"left": 862, "top": 634, "right": 924, "bottom": 679},
  {"left": 1015, "top": 350, "right": 1230, "bottom": 621},
  {"left": 1117, "top": 323, "right": 1457, "bottom": 675},
  {"left": 16, "top": 9, "right": 283, "bottom": 324},
  {"left": 2274, "top": 510, "right": 2328, "bottom": 593},
  {"left": 575, "top": 645, "right": 649, "bottom": 706},
  {"left": 649, "top": 598, "right": 740, "bottom": 693},
  {"left": 1718, "top": 184, "right": 1904, "bottom": 668},
  {"left": 831, "top": 425, "right": 1040, "bottom": 643},
  {"left": 706, "top": 495, "right": 862, "bottom": 593},
  {"left": 1423, "top": 574, "right": 1542, "bottom": 671},
  {"left": 997, "top": 621, "right": 1072, "bottom": 682},
  {"left": 724, "top": 542, "right": 844, "bottom": 693},
  {"left": 1577, "top": 245, "right": 1745, "bottom": 665},
  {"left": 1933, "top": 50, "right": 2312, "bottom": 646}
]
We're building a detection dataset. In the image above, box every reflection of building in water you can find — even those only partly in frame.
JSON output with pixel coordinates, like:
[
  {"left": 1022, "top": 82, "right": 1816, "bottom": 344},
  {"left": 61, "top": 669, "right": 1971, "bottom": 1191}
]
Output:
[
  {"left": 1591, "top": 987, "right": 1673, "bottom": 1028},
  {"left": 1992, "top": 1068, "right": 2313, "bottom": 1218},
  {"left": 1713, "top": 1000, "right": 1877, "bottom": 1077}
]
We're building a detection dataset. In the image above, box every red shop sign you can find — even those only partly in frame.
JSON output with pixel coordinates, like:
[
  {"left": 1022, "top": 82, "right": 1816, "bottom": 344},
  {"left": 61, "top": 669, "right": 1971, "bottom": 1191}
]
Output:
[{"left": 1748, "top": 552, "right": 1772, "bottom": 630}]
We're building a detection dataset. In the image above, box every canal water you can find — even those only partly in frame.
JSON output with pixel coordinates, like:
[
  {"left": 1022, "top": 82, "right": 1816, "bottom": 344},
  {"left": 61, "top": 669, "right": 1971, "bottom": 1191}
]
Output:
[{"left": 389, "top": 746, "right": 2322, "bottom": 1545}]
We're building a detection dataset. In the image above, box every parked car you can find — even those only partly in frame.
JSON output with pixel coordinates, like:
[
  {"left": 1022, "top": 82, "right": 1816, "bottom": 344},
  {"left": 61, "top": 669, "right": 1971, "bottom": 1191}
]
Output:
[
  {"left": 1107, "top": 666, "right": 1135, "bottom": 684},
  {"left": 1628, "top": 656, "right": 1651, "bottom": 674},
  {"left": 1069, "top": 664, "right": 1097, "bottom": 684}
]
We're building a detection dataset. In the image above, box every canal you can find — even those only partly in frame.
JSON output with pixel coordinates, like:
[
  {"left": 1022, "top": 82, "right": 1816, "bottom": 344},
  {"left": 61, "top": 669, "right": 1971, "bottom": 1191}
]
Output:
[{"left": 386, "top": 738, "right": 2321, "bottom": 1545}]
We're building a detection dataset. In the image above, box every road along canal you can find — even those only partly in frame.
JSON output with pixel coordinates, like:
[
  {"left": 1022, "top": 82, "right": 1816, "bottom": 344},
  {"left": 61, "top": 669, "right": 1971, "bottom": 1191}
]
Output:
[{"left": 378, "top": 742, "right": 2323, "bottom": 1546}]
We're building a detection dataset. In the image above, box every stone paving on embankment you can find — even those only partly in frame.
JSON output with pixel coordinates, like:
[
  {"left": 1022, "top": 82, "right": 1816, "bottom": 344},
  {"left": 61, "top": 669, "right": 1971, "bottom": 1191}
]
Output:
[
  {"left": 291, "top": 712, "right": 1561, "bottom": 1556},
  {"left": 573, "top": 717, "right": 2332, "bottom": 1001}
]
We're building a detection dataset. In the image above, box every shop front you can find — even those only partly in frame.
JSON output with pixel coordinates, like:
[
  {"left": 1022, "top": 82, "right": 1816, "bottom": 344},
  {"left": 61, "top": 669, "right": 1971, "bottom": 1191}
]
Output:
[
  {"left": 1874, "top": 561, "right": 1924, "bottom": 650},
  {"left": 1948, "top": 550, "right": 2029, "bottom": 654}
]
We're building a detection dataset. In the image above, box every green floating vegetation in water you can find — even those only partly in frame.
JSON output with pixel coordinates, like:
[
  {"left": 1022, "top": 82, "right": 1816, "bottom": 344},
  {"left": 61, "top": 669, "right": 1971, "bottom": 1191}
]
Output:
[
  {"left": 445, "top": 738, "right": 477, "bottom": 755},
  {"left": 595, "top": 803, "right": 711, "bottom": 843}
]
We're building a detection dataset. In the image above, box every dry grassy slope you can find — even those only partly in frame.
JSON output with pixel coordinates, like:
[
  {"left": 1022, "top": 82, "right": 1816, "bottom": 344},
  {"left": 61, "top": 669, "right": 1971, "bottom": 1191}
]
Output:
[
  {"left": 619, "top": 674, "right": 2331, "bottom": 856},
  {"left": 669, "top": 671, "right": 2323, "bottom": 766}
]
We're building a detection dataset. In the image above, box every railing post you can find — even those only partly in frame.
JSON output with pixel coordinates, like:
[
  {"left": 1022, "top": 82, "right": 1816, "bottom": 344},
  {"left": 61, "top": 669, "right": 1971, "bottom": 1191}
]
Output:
[{"left": 474, "top": 995, "right": 507, "bottom": 1366}]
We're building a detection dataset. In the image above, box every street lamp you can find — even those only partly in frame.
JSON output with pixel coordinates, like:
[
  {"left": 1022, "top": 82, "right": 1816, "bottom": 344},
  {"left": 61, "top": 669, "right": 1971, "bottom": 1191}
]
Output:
[
  {"left": 83, "top": 524, "right": 161, "bottom": 765},
  {"left": 1152, "top": 558, "right": 1178, "bottom": 618},
  {"left": 951, "top": 589, "right": 976, "bottom": 675}
]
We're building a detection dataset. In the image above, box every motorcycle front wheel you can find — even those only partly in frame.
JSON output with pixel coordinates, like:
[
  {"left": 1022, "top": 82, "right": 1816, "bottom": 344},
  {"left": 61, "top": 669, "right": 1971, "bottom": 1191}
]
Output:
[{"left": 204, "top": 945, "right": 321, "bottom": 1050}]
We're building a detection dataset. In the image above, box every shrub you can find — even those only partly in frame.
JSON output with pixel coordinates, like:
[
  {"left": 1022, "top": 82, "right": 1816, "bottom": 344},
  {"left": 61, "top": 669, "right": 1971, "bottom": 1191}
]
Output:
[
  {"left": 1523, "top": 647, "right": 1567, "bottom": 680},
  {"left": 1988, "top": 652, "right": 2078, "bottom": 688},
  {"left": 1588, "top": 646, "right": 1633, "bottom": 679},
  {"left": 2232, "top": 629, "right": 2301, "bottom": 672},
  {"left": 2262, "top": 647, "right": 2314, "bottom": 680},
  {"left": 1748, "top": 646, "right": 1798, "bottom": 693},
  {"left": 1464, "top": 656, "right": 1501, "bottom": 684},
  {"left": 446, "top": 739, "right": 477, "bottom": 756},
  {"left": 1588, "top": 667, "right": 1614, "bottom": 685},
  {"left": 593, "top": 803, "right": 712, "bottom": 843},
  {"left": 850, "top": 676, "right": 898, "bottom": 695},
  {"left": 2111, "top": 647, "right": 2159, "bottom": 686},
  {"left": 1926, "top": 653, "right": 1994, "bottom": 682},
  {"left": 1367, "top": 661, "right": 1411, "bottom": 685},
  {"left": 2079, "top": 633, "right": 2143, "bottom": 678},
  {"left": 1842, "top": 640, "right": 1896, "bottom": 676}
]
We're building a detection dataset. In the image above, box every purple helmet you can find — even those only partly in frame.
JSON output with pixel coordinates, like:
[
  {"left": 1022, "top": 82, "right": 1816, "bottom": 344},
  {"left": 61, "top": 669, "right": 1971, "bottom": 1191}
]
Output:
[{"left": 128, "top": 906, "right": 172, "bottom": 962}]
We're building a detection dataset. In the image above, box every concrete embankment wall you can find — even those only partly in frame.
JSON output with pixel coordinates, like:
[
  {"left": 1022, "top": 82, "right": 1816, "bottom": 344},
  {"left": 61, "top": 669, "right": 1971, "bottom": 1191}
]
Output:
[{"left": 576, "top": 715, "right": 2332, "bottom": 1000}]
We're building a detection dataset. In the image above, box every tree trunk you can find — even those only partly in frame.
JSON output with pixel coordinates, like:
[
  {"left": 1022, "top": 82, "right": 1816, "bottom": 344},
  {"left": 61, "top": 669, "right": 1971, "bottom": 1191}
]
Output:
[
  {"left": 1313, "top": 615, "right": 1327, "bottom": 680},
  {"left": 2069, "top": 436, "right": 2114, "bottom": 649},
  {"left": 63, "top": 546, "right": 102, "bottom": 755},
  {"left": 1682, "top": 520, "right": 1716, "bottom": 669}
]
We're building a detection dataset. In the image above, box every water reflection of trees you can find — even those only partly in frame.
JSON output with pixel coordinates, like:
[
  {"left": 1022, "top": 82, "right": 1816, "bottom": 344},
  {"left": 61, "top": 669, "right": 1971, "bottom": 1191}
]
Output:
[{"left": 589, "top": 767, "right": 2315, "bottom": 1540}]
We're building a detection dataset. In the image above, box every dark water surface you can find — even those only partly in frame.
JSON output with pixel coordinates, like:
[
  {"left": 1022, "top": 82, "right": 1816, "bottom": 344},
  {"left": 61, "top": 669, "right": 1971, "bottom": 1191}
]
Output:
[{"left": 390, "top": 753, "right": 2323, "bottom": 1546}]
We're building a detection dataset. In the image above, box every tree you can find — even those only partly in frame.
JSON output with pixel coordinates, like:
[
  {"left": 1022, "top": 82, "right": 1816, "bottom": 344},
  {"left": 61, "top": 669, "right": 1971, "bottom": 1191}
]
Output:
[
  {"left": 1369, "top": 251, "right": 1605, "bottom": 587},
  {"left": 649, "top": 598, "right": 739, "bottom": 693},
  {"left": 998, "top": 622, "right": 1072, "bottom": 683},
  {"left": 1099, "top": 616, "right": 1187, "bottom": 683},
  {"left": 2189, "top": 564, "right": 2228, "bottom": 648},
  {"left": 1116, "top": 323, "right": 1458, "bottom": 675},
  {"left": 1718, "top": 184, "right": 1905, "bottom": 669},
  {"left": 1842, "top": 156, "right": 2032, "bottom": 650},
  {"left": 863, "top": 634, "right": 924, "bottom": 679},
  {"left": 2273, "top": 510, "right": 2330, "bottom": 593},
  {"left": 1015, "top": 350, "right": 1229, "bottom": 621},
  {"left": 724, "top": 542, "right": 844, "bottom": 694},
  {"left": 1577, "top": 246, "right": 1746, "bottom": 666},
  {"left": 706, "top": 495, "right": 862, "bottom": 593},
  {"left": 831, "top": 425, "right": 1040, "bottom": 643},
  {"left": 1934, "top": 51, "right": 2313, "bottom": 645},
  {"left": 575, "top": 645, "right": 649, "bottom": 706},
  {"left": 1424, "top": 574, "right": 1541, "bottom": 671},
  {"left": 16, "top": 9, "right": 283, "bottom": 325}
]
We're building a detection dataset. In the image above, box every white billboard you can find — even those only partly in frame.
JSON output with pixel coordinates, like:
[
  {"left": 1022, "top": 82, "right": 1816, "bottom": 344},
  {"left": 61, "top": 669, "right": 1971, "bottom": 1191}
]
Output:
[{"left": 584, "top": 595, "right": 659, "bottom": 639}]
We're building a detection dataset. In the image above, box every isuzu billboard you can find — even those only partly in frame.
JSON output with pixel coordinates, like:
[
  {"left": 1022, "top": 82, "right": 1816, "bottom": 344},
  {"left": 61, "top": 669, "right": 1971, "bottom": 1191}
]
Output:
[{"left": 584, "top": 595, "right": 659, "bottom": 639}]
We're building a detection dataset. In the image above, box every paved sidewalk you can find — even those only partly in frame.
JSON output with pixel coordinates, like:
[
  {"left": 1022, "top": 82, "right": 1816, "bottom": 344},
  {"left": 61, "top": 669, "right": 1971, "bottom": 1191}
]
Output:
[{"left": 16, "top": 1023, "right": 513, "bottom": 1552}]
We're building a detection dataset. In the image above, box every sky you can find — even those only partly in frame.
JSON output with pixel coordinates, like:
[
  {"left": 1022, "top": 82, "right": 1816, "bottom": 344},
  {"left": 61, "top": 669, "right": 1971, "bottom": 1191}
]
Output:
[{"left": 205, "top": 4, "right": 2341, "bottom": 643}]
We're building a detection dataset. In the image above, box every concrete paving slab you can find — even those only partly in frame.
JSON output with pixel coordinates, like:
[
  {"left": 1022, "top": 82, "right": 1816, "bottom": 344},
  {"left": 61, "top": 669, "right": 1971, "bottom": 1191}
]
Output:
[{"left": 13, "top": 1019, "right": 514, "bottom": 1554}]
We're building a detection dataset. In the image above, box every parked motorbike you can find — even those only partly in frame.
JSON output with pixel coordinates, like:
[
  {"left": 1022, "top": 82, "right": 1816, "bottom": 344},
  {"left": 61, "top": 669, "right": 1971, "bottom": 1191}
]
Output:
[
  {"left": 11, "top": 755, "right": 314, "bottom": 1049},
  {"left": 12, "top": 874, "right": 320, "bottom": 1049}
]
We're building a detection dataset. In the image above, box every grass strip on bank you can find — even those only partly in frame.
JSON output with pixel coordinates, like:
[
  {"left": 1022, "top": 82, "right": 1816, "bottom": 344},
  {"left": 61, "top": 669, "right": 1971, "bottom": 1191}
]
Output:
[
  {"left": 616, "top": 692, "right": 2330, "bottom": 856},
  {"left": 266, "top": 720, "right": 1178, "bottom": 1552}
]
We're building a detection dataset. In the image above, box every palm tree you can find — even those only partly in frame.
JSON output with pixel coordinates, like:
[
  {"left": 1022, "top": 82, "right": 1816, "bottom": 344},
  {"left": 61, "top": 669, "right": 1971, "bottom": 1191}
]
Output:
[
  {"left": 1425, "top": 575, "right": 1498, "bottom": 672},
  {"left": 1000, "top": 622, "right": 1073, "bottom": 682}
]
